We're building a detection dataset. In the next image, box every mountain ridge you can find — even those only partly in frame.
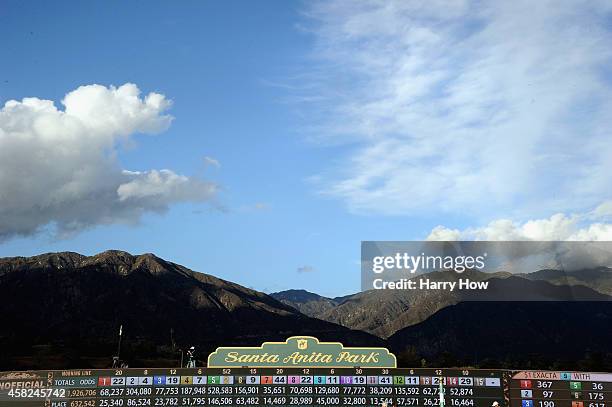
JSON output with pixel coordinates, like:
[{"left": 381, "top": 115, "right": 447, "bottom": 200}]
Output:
[
  {"left": 2, "top": 251, "right": 611, "bottom": 371},
  {"left": 272, "top": 267, "right": 612, "bottom": 338},
  {"left": 0, "top": 250, "right": 382, "bottom": 370}
]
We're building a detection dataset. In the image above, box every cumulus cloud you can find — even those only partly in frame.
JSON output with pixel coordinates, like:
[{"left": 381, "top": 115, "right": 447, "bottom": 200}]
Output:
[
  {"left": 302, "top": 0, "right": 612, "bottom": 218},
  {"left": 297, "top": 265, "right": 316, "bottom": 273},
  {"left": 0, "top": 83, "right": 217, "bottom": 239},
  {"left": 427, "top": 202, "right": 612, "bottom": 241}
]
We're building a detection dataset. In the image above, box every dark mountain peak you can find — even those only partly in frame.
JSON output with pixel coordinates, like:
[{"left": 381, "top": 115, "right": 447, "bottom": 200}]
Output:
[
  {"left": 34, "top": 251, "right": 86, "bottom": 268},
  {"left": 132, "top": 253, "right": 174, "bottom": 275},
  {"left": 82, "top": 250, "right": 135, "bottom": 268},
  {"left": 271, "top": 289, "right": 331, "bottom": 303},
  {"left": 0, "top": 251, "right": 85, "bottom": 274},
  {"left": 24, "top": 250, "right": 176, "bottom": 277}
]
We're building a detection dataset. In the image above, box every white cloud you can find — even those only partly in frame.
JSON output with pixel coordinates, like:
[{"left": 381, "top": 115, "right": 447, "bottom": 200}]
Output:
[
  {"left": 427, "top": 202, "right": 612, "bottom": 241},
  {"left": 593, "top": 201, "right": 612, "bottom": 220},
  {"left": 427, "top": 226, "right": 462, "bottom": 241},
  {"left": 203, "top": 156, "right": 221, "bottom": 168},
  {"left": 302, "top": 0, "right": 612, "bottom": 218},
  {"left": 117, "top": 169, "right": 215, "bottom": 203},
  {"left": 0, "top": 83, "right": 217, "bottom": 239},
  {"left": 566, "top": 224, "right": 612, "bottom": 241}
]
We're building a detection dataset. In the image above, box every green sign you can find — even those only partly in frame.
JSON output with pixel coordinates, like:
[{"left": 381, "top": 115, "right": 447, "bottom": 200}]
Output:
[{"left": 207, "top": 336, "right": 397, "bottom": 368}]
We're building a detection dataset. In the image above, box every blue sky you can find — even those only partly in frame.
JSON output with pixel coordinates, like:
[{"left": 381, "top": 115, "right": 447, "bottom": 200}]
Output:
[{"left": 1, "top": 1, "right": 611, "bottom": 297}]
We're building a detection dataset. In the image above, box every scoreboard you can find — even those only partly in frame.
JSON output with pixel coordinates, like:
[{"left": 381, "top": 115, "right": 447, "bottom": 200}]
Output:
[
  {"left": 2, "top": 367, "right": 611, "bottom": 407},
  {"left": 0, "top": 336, "right": 609, "bottom": 407},
  {"left": 0, "top": 367, "right": 504, "bottom": 407}
]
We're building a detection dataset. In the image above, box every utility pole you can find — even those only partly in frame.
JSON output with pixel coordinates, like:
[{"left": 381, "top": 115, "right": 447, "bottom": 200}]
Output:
[
  {"left": 170, "top": 328, "right": 176, "bottom": 351},
  {"left": 112, "top": 325, "right": 123, "bottom": 368}
]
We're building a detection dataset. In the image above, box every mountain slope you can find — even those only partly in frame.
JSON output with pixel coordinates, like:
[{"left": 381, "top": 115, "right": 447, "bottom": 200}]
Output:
[
  {"left": 388, "top": 301, "right": 612, "bottom": 370},
  {"left": 518, "top": 267, "right": 612, "bottom": 295},
  {"left": 316, "top": 270, "right": 512, "bottom": 338},
  {"left": 0, "top": 250, "right": 381, "bottom": 370},
  {"left": 307, "top": 269, "right": 610, "bottom": 338},
  {"left": 270, "top": 289, "right": 341, "bottom": 317}
]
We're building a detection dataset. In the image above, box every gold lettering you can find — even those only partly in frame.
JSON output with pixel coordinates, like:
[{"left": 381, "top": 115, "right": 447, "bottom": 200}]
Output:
[
  {"left": 365, "top": 352, "right": 380, "bottom": 363},
  {"left": 335, "top": 351, "right": 380, "bottom": 364},
  {"left": 225, "top": 352, "right": 239, "bottom": 363},
  {"left": 224, "top": 352, "right": 280, "bottom": 364}
]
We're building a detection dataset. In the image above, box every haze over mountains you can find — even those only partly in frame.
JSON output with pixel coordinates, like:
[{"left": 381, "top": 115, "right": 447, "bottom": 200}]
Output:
[{"left": 1, "top": 251, "right": 611, "bottom": 371}]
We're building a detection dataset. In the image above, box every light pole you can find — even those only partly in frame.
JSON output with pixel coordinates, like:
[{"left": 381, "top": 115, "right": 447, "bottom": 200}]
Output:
[{"left": 112, "top": 325, "right": 123, "bottom": 368}]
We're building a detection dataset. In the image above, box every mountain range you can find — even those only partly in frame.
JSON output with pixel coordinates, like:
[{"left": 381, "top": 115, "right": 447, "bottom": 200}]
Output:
[
  {"left": 271, "top": 268, "right": 612, "bottom": 338},
  {"left": 1, "top": 251, "right": 611, "bottom": 371},
  {"left": 0, "top": 250, "right": 380, "bottom": 370}
]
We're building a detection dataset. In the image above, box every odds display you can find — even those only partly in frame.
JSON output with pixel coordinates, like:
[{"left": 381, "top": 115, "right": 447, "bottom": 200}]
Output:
[{"left": 0, "top": 336, "right": 610, "bottom": 407}]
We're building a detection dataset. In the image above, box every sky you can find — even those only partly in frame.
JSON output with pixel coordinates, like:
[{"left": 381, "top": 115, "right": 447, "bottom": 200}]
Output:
[{"left": 1, "top": 0, "right": 611, "bottom": 297}]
